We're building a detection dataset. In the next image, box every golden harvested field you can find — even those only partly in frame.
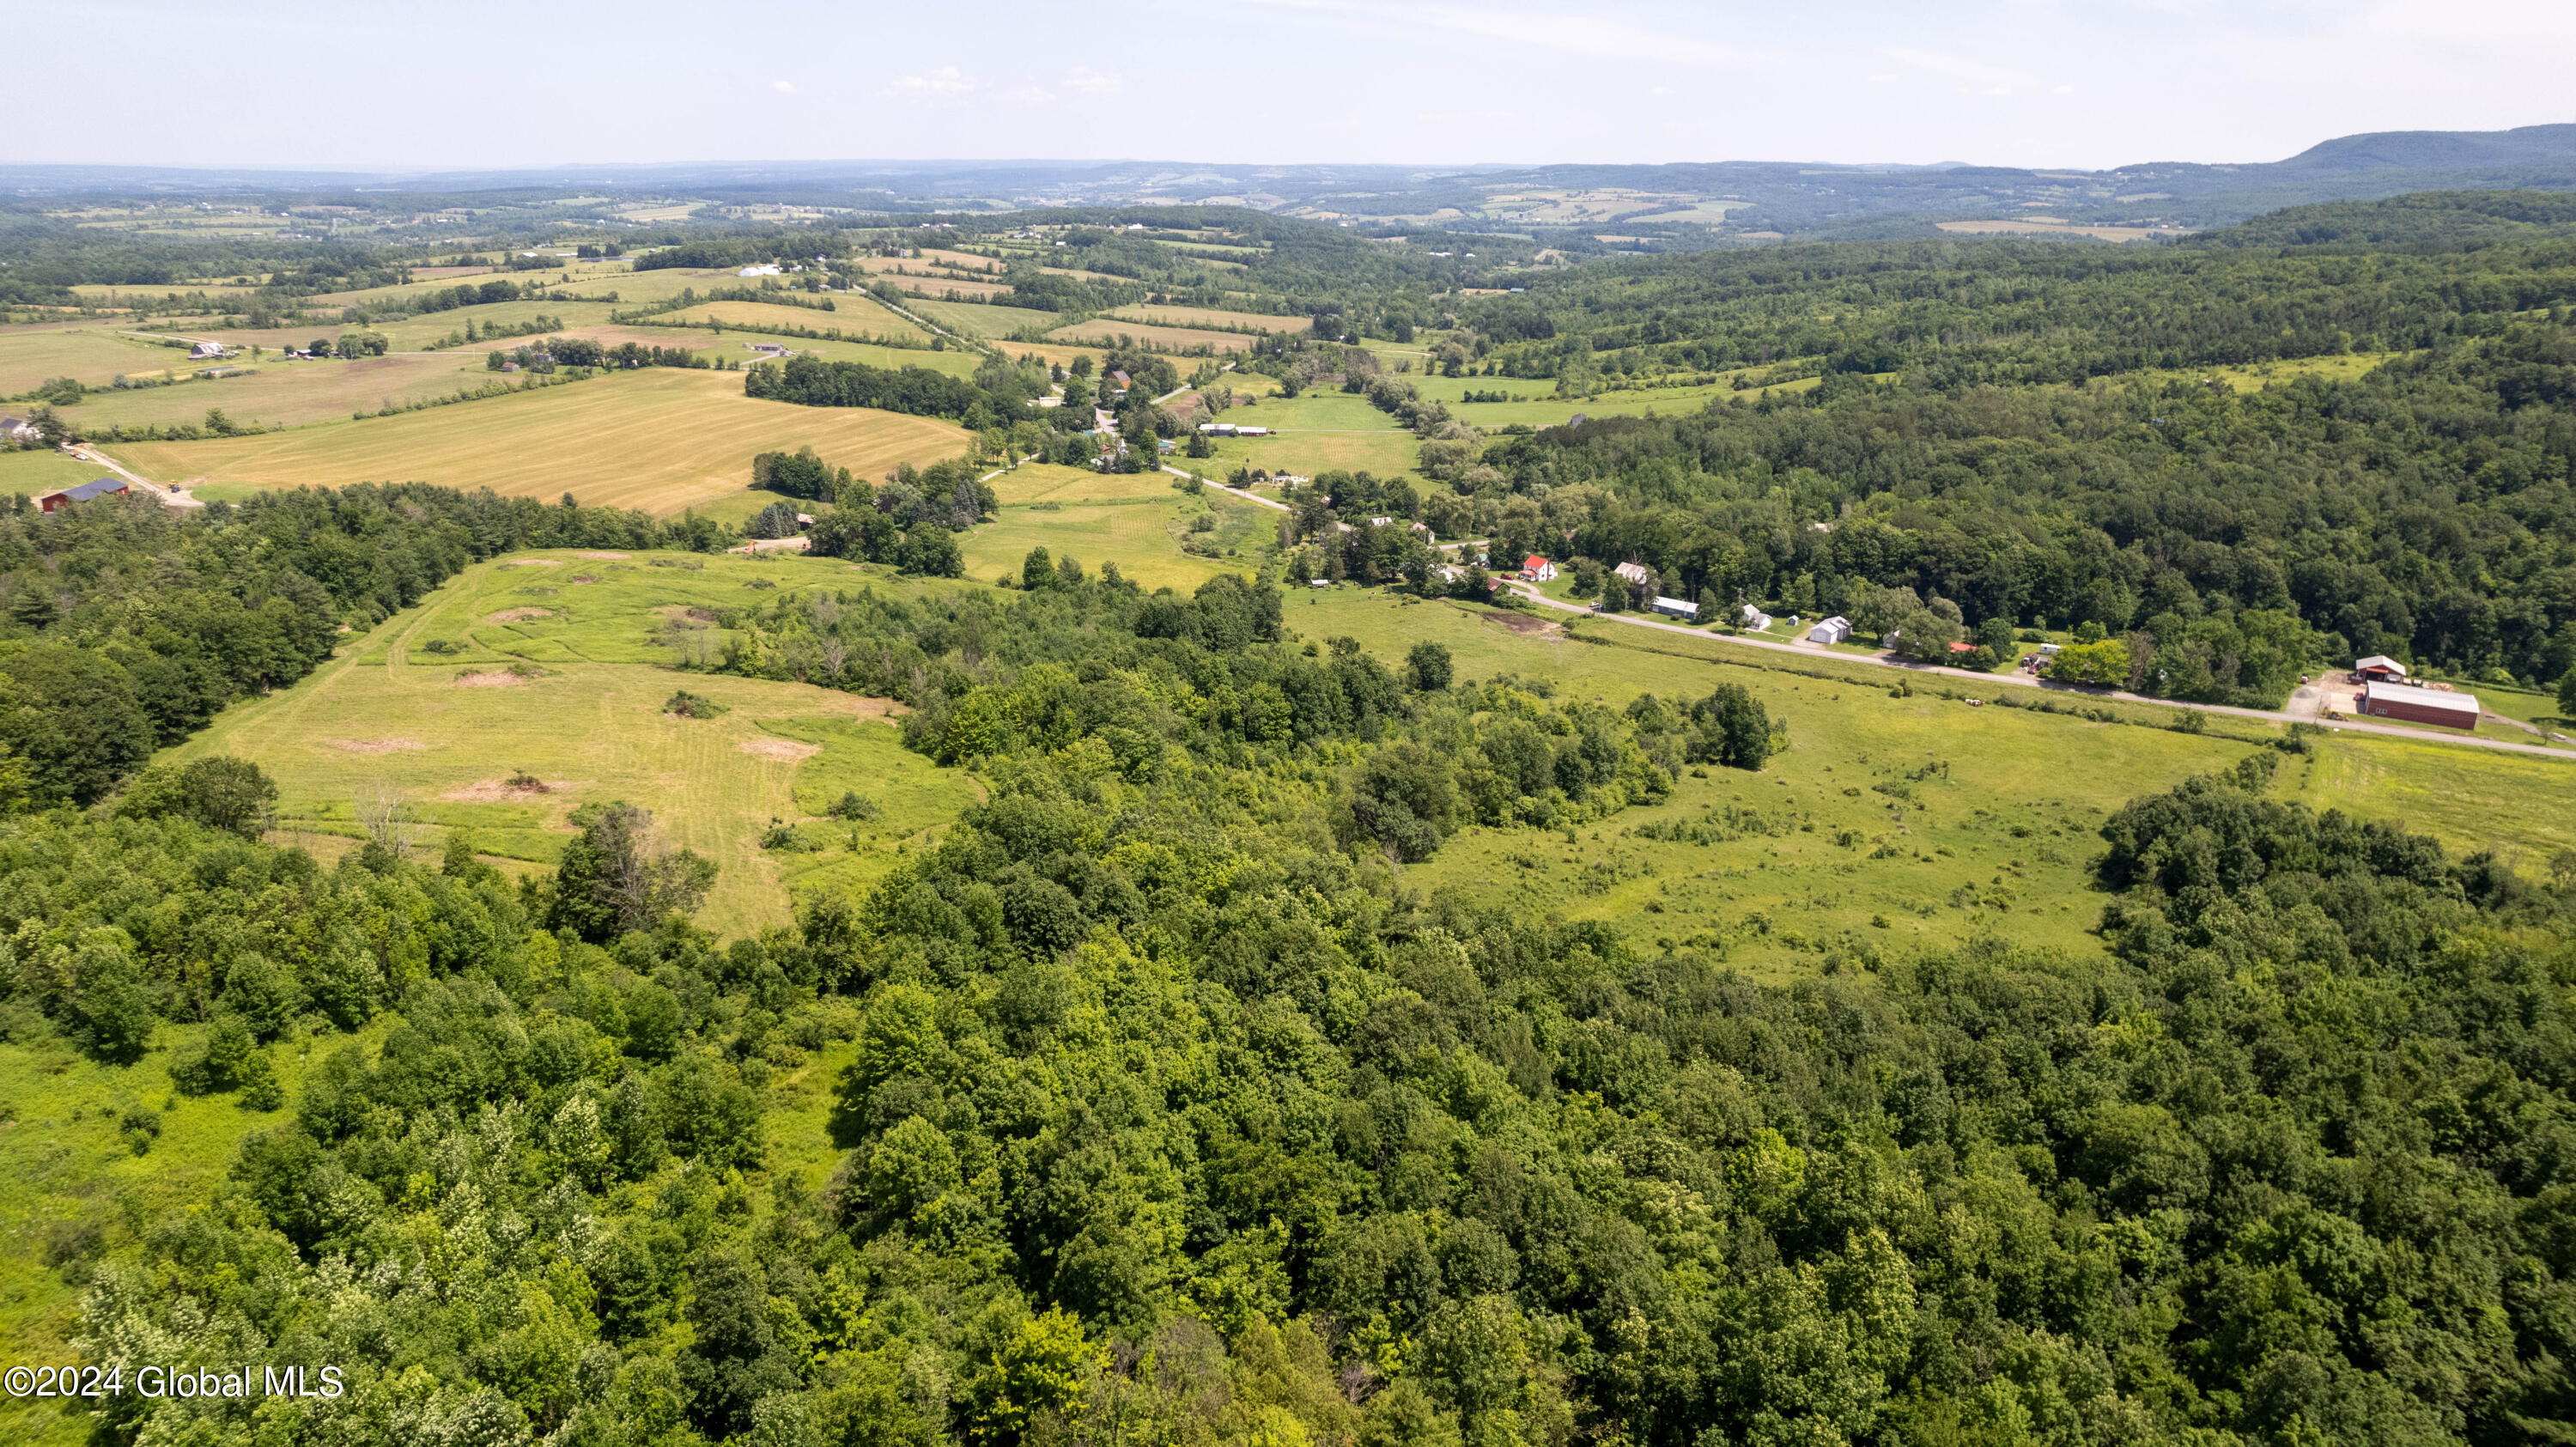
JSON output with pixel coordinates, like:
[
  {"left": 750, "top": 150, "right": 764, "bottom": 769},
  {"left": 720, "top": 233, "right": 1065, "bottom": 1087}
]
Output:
[
  {"left": 1040, "top": 265, "right": 1127, "bottom": 283},
  {"left": 856, "top": 250, "right": 1005, "bottom": 274},
  {"left": 100, "top": 368, "right": 970, "bottom": 514},
  {"left": 59, "top": 353, "right": 495, "bottom": 430},
  {"left": 659, "top": 299, "right": 933, "bottom": 342},
  {"left": 173, "top": 301, "right": 627, "bottom": 352},
  {"left": 1107, "top": 305, "right": 1308, "bottom": 333},
  {"left": 585, "top": 266, "right": 756, "bottom": 303},
  {"left": 1048, "top": 319, "right": 1259, "bottom": 353},
  {"left": 0, "top": 326, "right": 191, "bottom": 391},
  {"left": 888, "top": 276, "right": 1014, "bottom": 301}
]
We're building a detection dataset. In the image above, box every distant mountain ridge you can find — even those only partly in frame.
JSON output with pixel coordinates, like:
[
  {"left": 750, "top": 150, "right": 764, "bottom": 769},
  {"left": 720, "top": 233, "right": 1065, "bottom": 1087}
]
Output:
[{"left": 8, "top": 125, "right": 2576, "bottom": 243}]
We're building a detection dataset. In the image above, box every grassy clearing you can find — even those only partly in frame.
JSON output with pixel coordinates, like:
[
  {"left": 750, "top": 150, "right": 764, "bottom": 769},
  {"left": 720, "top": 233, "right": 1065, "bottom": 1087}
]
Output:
[
  {"left": 902, "top": 300, "right": 1016, "bottom": 340},
  {"left": 0, "top": 327, "right": 190, "bottom": 392},
  {"left": 1291, "top": 590, "right": 2251, "bottom": 976},
  {"left": 1048, "top": 319, "right": 1259, "bottom": 353},
  {"left": 961, "top": 471, "right": 1275, "bottom": 593},
  {"left": 2282, "top": 729, "right": 2576, "bottom": 869},
  {"left": 101, "top": 369, "right": 970, "bottom": 514},
  {"left": 170, "top": 550, "right": 981, "bottom": 937},
  {"left": 63, "top": 353, "right": 496, "bottom": 430}
]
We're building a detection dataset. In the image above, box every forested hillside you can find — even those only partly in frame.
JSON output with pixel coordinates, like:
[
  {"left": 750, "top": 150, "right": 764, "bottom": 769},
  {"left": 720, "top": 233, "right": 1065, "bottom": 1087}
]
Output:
[
  {"left": 1387, "top": 198, "right": 2576, "bottom": 701},
  {"left": 10, "top": 600, "right": 2576, "bottom": 1444}
]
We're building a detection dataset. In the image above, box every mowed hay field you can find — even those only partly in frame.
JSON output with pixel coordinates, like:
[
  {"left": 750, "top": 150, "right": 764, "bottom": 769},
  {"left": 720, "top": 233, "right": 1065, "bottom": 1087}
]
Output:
[
  {"left": 64, "top": 352, "right": 496, "bottom": 430},
  {"left": 167, "top": 550, "right": 982, "bottom": 936},
  {"left": 0, "top": 326, "right": 189, "bottom": 392},
  {"left": 101, "top": 368, "right": 971, "bottom": 514},
  {"left": 904, "top": 299, "right": 1017, "bottom": 339},
  {"left": 662, "top": 298, "right": 939, "bottom": 344},
  {"left": 1048, "top": 318, "right": 1260, "bottom": 353},
  {"left": 2282, "top": 729, "right": 2576, "bottom": 866},
  {"left": 887, "top": 276, "right": 1013, "bottom": 301},
  {"left": 1107, "top": 305, "right": 1308, "bottom": 333}
]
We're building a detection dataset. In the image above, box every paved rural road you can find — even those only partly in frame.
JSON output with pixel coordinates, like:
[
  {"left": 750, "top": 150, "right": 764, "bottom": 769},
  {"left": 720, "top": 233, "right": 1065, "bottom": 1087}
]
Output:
[{"left": 1501, "top": 581, "right": 2576, "bottom": 763}]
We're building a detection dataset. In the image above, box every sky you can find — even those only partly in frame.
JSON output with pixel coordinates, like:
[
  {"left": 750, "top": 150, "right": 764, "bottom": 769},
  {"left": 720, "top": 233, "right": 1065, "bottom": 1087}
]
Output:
[{"left": 4, "top": 0, "right": 2573, "bottom": 172}]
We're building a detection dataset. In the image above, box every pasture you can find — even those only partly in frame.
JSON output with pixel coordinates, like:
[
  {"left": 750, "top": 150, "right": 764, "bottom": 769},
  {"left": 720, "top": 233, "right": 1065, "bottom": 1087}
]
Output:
[
  {"left": 168, "top": 550, "right": 982, "bottom": 936},
  {"left": 902, "top": 299, "right": 1017, "bottom": 339},
  {"left": 886, "top": 276, "right": 1014, "bottom": 301},
  {"left": 100, "top": 368, "right": 970, "bottom": 514},
  {"left": 0, "top": 326, "right": 191, "bottom": 392}
]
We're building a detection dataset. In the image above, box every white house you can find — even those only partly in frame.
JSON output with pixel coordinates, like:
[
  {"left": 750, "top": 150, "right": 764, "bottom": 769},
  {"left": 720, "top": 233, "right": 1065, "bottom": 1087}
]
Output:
[
  {"left": 1651, "top": 596, "right": 1699, "bottom": 620},
  {"left": 1522, "top": 556, "right": 1557, "bottom": 581},
  {"left": 1739, "top": 604, "right": 1772, "bottom": 629},
  {"left": 1807, "top": 616, "right": 1853, "bottom": 644},
  {"left": 189, "top": 340, "right": 227, "bottom": 360},
  {"left": 1613, "top": 561, "right": 1651, "bottom": 587}
]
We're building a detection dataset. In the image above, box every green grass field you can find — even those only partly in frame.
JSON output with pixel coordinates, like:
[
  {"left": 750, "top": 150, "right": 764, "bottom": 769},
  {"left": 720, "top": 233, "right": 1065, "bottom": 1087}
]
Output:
[
  {"left": 963, "top": 464, "right": 1277, "bottom": 592},
  {"left": 166, "top": 550, "right": 982, "bottom": 938},
  {"left": 903, "top": 299, "right": 1015, "bottom": 340},
  {"left": 61, "top": 352, "right": 497, "bottom": 430},
  {"left": 0, "top": 327, "right": 192, "bottom": 392},
  {"left": 0, "top": 449, "right": 121, "bottom": 497},
  {"left": 1201, "top": 392, "right": 1420, "bottom": 477},
  {"left": 100, "top": 369, "right": 971, "bottom": 514}
]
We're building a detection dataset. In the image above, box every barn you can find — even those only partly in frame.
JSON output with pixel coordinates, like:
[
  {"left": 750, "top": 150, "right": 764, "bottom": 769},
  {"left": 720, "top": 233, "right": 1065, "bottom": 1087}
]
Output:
[
  {"left": 2359, "top": 680, "right": 2480, "bottom": 731},
  {"left": 2353, "top": 654, "right": 2409, "bottom": 684}
]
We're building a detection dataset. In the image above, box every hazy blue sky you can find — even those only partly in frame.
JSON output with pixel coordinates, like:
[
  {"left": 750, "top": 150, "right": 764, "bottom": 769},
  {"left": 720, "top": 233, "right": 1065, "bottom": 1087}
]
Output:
[{"left": 8, "top": 0, "right": 2572, "bottom": 171}]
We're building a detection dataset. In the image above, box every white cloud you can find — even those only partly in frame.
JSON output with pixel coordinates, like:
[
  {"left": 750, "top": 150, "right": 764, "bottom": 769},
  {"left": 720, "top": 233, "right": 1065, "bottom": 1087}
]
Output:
[
  {"left": 771, "top": 79, "right": 795, "bottom": 94},
  {"left": 882, "top": 65, "right": 981, "bottom": 98},
  {"left": 1879, "top": 46, "right": 2038, "bottom": 94},
  {"left": 1062, "top": 66, "right": 1122, "bottom": 95}
]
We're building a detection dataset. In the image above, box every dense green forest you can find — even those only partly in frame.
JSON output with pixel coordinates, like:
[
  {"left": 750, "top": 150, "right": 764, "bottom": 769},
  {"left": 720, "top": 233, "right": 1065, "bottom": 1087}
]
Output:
[{"left": 10, "top": 579, "right": 2576, "bottom": 1443}]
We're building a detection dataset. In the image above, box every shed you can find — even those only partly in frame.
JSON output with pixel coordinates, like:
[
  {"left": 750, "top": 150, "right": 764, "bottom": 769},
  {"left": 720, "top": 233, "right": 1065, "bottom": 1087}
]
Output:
[
  {"left": 37, "top": 477, "right": 131, "bottom": 512},
  {"left": 2359, "top": 680, "right": 2479, "bottom": 730},
  {"left": 1806, "top": 616, "right": 1853, "bottom": 644},
  {"left": 2354, "top": 654, "right": 2409, "bottom": 683},
  {"left": 1650, "top": 596, "right": 1698, "bottom": 620}
]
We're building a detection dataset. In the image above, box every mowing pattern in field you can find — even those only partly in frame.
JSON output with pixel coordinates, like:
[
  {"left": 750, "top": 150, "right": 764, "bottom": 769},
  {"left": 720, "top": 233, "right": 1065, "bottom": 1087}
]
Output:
[
  {"left": 1047, "top": 318, "right": 1261, "bottom": 353},
  {"left": 963, "top": 465, "right": 1277, "bottom": 593},
  {"left": 64, "top": 353, "right": 497, "bottom": 430},
  {"left": 100, "top": 368, "right": 971, "bottom": 514},
  {"left": 1106, "top": 305, "right": 1309, "bottom": 333},
  {"left": 660, "top": 299, "right": 937, "bottom": 344},
  {"left": 0, "top": 326, "right": 190, "bottom": 392}
]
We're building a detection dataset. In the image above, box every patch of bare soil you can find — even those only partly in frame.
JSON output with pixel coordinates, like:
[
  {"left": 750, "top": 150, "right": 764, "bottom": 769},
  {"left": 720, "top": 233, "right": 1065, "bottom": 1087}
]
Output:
[
  {"left": 441, "top": 777, "right": 567, "bottom": 803},
  {"left": 453, "top": 671, "right": 526, "bottom": 688},
  {"left": 1492, "top": 612, "right": 1560, "bottom": 635},
  {"left": 568, "top": 575, "right": 599, "bottom": 585},
  {"left": 654, "top": 605, "right": 722, "bottom": 623},
  {"left": 485, "top": 607, "right": 554, "bottom": 623},
  {"left": 327, "top": 737, "right": 426, "bottom": 754},
  {"left": 501, "top": 559, "right": 562, "bottom": 568},
  {"left": 739, "top": 737, "right": 823, "bottom": 762},
  {"left": 822, "top": 694, "right": 906, "bottom": 718},
  {"left": 577, "top": 550, "right": 629, "bottom": 559}
]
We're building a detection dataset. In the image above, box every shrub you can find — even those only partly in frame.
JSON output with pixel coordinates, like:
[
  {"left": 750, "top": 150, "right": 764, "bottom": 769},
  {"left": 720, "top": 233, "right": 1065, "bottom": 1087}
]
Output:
[{"left": 665, "top": 690, "right": 729, "bottom": 719}]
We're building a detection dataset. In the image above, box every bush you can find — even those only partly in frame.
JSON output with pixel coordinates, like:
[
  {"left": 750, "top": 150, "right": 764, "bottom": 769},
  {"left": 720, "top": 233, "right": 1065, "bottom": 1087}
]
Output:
[
  {"left": 826, "top": 791, "right": 881, "bottom": 822},
  {"left": 666, "top": 690, "right": 729, "bottom": 719}
]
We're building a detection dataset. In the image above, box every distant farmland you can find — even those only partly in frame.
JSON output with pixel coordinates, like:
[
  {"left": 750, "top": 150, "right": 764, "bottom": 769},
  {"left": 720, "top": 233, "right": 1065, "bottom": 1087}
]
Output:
[{"left": 102, "top": 368, "right": 970, "bottom": 514}]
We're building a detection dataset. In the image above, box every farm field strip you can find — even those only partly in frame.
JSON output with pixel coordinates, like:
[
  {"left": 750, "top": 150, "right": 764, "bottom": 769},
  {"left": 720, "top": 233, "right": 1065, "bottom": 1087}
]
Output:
[{"left": 97, "top": 368, "right": 970, "bottom": 514}]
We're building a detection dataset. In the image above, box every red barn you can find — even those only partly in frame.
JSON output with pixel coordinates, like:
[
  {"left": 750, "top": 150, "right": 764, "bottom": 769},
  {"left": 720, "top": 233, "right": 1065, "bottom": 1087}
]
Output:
[{"left": 2359, "top": 680, "right": 2479, "bottom": 730}]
